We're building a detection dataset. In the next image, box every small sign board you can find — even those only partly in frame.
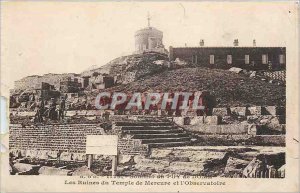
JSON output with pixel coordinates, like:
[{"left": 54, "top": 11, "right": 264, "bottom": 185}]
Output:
[{"left": 86, "top": 135, "right": 118, "bottom": 155}]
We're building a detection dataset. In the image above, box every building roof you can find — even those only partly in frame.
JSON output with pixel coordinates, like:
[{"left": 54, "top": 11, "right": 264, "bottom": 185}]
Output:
[
  {"left": 135, "top": 26, "right": 163, "bottom": 36},
  {"left": 171, "top": 46, "right": 286, "bottom": 49}
]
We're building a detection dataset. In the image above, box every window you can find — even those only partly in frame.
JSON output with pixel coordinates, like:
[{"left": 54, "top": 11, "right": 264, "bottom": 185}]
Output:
[
  {"left": 245, "top": 55, "right": 250, "bottom": 64},
  {"left": 279, "top": 54, "right": 285, "bottom": 64},
  {"left": 227, "top": 55, "right": 232, "bottom": 64},
  {"left": 192, "top": 55, "right": 198, "bottom": 64},
  {"left": 142, "top": 44, "right": 147, "bottom": 50},
  {"left": 262, "top": 54, "right": 268, "bottom": 64},
  {"left": 210, "top": 55, "right": 214, "bottom": 64}
]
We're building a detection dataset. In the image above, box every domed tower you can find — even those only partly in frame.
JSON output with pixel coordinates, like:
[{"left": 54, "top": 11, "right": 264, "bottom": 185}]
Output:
[{"left": 134, "top": 14, "right": 167, "bottom": 55}]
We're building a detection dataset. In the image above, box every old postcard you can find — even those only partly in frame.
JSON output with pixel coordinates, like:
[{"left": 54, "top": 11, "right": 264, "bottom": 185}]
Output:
[{"left": 0, "top": 1, "right": 299, "bottom": 192}]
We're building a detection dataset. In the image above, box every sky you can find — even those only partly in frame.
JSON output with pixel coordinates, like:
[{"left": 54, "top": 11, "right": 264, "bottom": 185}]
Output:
[{"left": 1, "top": 1, "right": 298, "bottom": 92}]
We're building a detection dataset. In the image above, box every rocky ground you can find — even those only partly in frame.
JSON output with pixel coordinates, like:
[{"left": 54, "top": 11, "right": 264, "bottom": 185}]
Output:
[
  {"left": 11, "top": 146, "right": 285, "bottom": 178},
  {"left": 110, "top": 67, "right": 285, "bottom": 107},
  {"left": 118, "top": 146, "right": 285, "bottom": 178}
]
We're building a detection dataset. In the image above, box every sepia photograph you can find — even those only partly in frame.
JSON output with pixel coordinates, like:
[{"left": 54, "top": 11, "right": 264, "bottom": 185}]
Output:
[{"left": 0, "top": 1, "right": 299, "bottom": 192}]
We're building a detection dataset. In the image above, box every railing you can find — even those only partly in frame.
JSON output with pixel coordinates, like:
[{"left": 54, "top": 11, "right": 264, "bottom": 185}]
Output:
[
  {"left": 241, "top": 168, "right": 285, "bottom": 178},
  {"left": 263, "top": 71, "right": 286, "bottom": 82}
]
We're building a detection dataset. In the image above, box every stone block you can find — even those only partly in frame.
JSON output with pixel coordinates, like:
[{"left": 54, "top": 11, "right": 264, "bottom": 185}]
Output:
[
  {"left": 212, "top": 107, "right": 229, "bottom": 116},
  {"left": 118, "top": 155, "right": 134, "bottom": 164},
  {"left": 17, "top": 111, "right": 36, "bottom": 117},
  {"left": 247, "top": 106, "right": 262, "bottom": 115},
  {"left": 39, "top": 166, "right": 72, "bottom": 176},
  {"left": 247, "top": 124, "right": 260, "bottom": 135},
  {"left": 190, "top": 124, "right": 248, "bottom": 134},
  {"left": 224, "top": 157, "right": 249, "bottom": 173},
  {"left": 263, "top": 106, "right": 285, "bottom": 116},
  {"left": 150, "top": 149, "right": 173, "bottom": 159},
  {"left": 86, "top": 110, "right": 103, "bottom": 116},
  {"left": 86, "top": 116, "right": 96, "bottom": 120},
  {"left": 135, "top": 159, "right": 170, "bottom": 172},
  {"left": 230, "top": 107, "right": 247, "bottom": 116},
  {"left": 36, "top": 150, "right": 49, "bottom": 160},
  {"left": 186, "top": 110, "right": 197, "bottom": 116},
  {"left": 25, "top": 150, "right": 38, "bottom": 158},
  {"left": 167, "top": 162, "right": 205, "bottom": 175},
  {"left": 77, "top": 110, "right": 87, "bottom": 116},
  {"left": 173, "top": 117, "right": 184, "bottom": 126},
  {"left": 247, "top": 115, "right": 285, "bottom": 126},
  {"left": 60, "top": 152, "right": 72, "bottom": 161},
  {"left": 10, "top": 110, "right": 18, "bottom": 116},
  {"left": 72, "top": 166, "right": 97, "bottom": 176},
  {"left": 13, "top": 163, "right": 36, "bottom": 173},
  {"left": 189, "top": 116, "right": 221, "bottom": 125},
  {"left": 65, "top": 111, "right": 77, "bottom": 117},
  {"left": 254, "top": 135, "right": 285, "bottom": 146},
  {"left": 73, "top": 153, "right": 86, "bottom": 161},
  {"left": 172, "top": 150, "right": 226, "bottom": 162},
  {"left": 274, "top": 124, "right": 286, "bottom": 133}
]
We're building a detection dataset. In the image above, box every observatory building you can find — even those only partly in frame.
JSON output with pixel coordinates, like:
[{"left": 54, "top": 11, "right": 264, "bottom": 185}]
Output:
[{"left": 134, "top": 15, "right": 168, "bottom": 55}]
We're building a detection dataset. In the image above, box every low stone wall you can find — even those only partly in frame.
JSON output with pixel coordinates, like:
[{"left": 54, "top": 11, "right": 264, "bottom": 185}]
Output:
[
  {"left": 173, "top": 116, "right": 221, "bottom": 126},
  {"left": 9, "top": 123, "right": 150, "bottom": 158},
  {"left": 193, "top": 135, "right": 285, "bottom": 146},
  {"left": 186, "top": 124, "right": 249, "bottom": 135},
  {"left": 118, "top": 138, "right": 149, "bottom": 155},
  {"left": 10, "top": 106, "right": 285, "bottom": 118},
  {"left": 9, "top": 124, "right": 104, "bottom": 153}
]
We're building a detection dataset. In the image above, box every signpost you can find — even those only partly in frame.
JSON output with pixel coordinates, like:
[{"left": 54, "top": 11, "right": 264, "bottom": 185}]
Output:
[{"left": 86, "top": 135, "right": 118, "bottom": 176}]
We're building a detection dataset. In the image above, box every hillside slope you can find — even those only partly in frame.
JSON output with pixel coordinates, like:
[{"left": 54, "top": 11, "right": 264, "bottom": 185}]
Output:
[
  {"left": 110, "top": 67, "right": 285, "bottom": 107},
  {"left": 81, "top": 52, "right": 168, "bottom": 78}
]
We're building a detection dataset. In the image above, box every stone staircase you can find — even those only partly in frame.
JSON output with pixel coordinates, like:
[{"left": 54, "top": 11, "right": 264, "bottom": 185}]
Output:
[{"left": 115, "top": 117, "right": 192, "bottom": 148}]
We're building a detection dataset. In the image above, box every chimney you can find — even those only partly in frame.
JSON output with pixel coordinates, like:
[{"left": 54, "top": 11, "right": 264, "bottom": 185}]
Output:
[
  {"left": 253, "top": 39, "right": 256, "bottom": 47},
  {"left": 200, "top": 39, "right": 204, "bottom": 46},
  {"left": 233, "top": 39, "right": 239, "bottom": 47}
]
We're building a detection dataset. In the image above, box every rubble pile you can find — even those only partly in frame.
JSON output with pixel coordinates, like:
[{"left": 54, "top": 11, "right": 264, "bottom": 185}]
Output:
[
  {"left": 111, "top": 67, "right": 286, "bottom": 107},
  {"left": 82, "top": 52, "right": 171, "bottom": 84},
  {"left": 118, "top": 147, "right": 285, "bottom": 178}
]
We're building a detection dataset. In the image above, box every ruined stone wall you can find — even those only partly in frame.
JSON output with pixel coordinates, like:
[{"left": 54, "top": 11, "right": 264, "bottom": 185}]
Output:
[
  {"left": 9, "top": 124, "right": 104, "bottom": 153},
  {"left": 9, "top": 123, "right": 149, "bottom": 156},
  {"left": 118, "top": 139, "right": 149, "bottom": 155},
  {"left": 14, "top": 73, "right": 80, "bottom": 91}
]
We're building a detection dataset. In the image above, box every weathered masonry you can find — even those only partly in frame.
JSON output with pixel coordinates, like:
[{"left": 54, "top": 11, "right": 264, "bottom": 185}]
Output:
[{"left": 169, "top": 47, "right": 286, "bottom": 70}]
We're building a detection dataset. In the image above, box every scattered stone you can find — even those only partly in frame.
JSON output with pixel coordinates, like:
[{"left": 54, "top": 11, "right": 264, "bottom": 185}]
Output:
[
  {"left": 167, "top": 161, "right": 205, "bottom": 175},
  {"left": 263, "top": 106, "right": 285, "bottom": 116},
  {"left": 153, "top": 60, "right": 171, "bottom": 67},
  {"left": 39, "top": 166, "right": 72, "bottom": 176},
  {"left": 228, "top": 67, "right": 243, "bottom": 74},
  {"left": 150, "top": 149, "right": 173, "bottom": 159},
  {"left": 256, "top": 152, "right": 285, "bottom": 168},
  {"left": 248, "top": 124, "right": 259, "bottom": 135},
  {"left": 72, "top": 166, "right": 97, "bottom": 176},
  {"left": 212, "top": 108, "right": 229, "bottom": 116},
  {"left": 86, "top": 116, "right": 97, "bottom": 120},
  {"left": 278, "top": 164, "right": 285, "bottom": 177},
  {"left": 242, "top": 158, "right": 266, "bottom": 178},
  {"left": 135, "top": 159, "right": 170, "bottom": 172},
  {"left": 230, "top": 107, "right": 247, "bottom": 116},
  {"left": 249, "top": 71, "right": 256, "bottom": 78},
  {"left": 224, "top": 157, "right": 249, "bottom": 173},
  {"left": 13, "top": 163, "right": 37, "bottom": 173},
  {"left": 118, "top": 155, "right": 134, "bottom": 164},
  {"left": 189, "top": 124, "right": 248, "bottom": 134},
  {"left": 247, "top": 106, "right": 262, "bottom": 115},
  {"left": 65, "top": 111, "right": 77, "bottom": 117},
  {"left": 174, "top": 58, "right": 188, "bottom": 66}
]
